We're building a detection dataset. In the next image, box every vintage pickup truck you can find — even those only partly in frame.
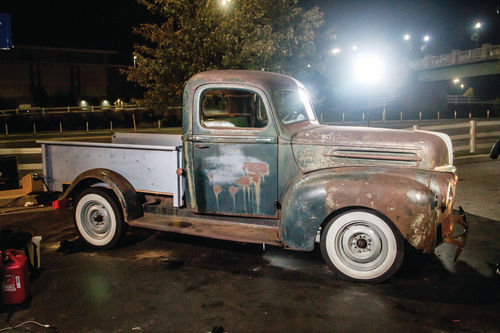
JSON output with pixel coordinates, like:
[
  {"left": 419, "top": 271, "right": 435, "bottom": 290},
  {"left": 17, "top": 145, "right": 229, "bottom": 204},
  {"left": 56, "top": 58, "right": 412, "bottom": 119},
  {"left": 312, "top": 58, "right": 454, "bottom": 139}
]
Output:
[{"left": 39, "top": 70, "right": 467, "bottom": 282}]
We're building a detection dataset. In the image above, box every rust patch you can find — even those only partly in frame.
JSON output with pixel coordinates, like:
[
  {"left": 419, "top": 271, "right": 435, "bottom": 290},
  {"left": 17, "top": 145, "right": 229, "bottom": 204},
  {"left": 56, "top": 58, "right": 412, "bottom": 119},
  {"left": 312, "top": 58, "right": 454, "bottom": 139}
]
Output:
[
  {"left": 322, "top": 168, "right": 439, "bottom": 252},
  {"left": 229, "top": 186, "right": 239, "bottom": 210},
  {"left": 242, "top": 162, "right": 269, "bottom": 214},
  {"left": 213, "top": 184, "right": 222, "bottom": 210}
]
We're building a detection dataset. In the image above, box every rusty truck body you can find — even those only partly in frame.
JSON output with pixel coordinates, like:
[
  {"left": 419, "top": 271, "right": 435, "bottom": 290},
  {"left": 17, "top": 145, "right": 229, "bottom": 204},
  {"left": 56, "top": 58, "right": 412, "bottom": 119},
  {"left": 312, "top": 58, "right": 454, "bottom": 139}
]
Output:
[{"left": 40, "top": 70, "right": 467, "bottom": 282}]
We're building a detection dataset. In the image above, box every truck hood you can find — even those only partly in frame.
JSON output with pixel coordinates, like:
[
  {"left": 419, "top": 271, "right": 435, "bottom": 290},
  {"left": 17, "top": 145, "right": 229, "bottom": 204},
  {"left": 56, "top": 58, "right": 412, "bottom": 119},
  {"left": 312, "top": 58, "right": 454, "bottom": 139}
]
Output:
[{"left": 291, "top": 125, "right": 454, "bottom": 173}]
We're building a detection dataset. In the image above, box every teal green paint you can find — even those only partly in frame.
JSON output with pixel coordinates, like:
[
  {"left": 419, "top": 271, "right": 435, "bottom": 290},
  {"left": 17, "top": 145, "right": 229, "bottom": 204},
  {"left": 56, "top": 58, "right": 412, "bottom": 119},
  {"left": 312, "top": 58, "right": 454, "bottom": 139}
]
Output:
[
  {"left": 193, "top": 142, "right": 278, "bottom": 216},
  {"left": 277, "top": 139, "right": 301, "bottom": 201},
  {"left": 417, "top": 60, "right": 500, "bottom": 82},
  {"left": 183, "top": 140, "right": 197, "bottom": 210}
]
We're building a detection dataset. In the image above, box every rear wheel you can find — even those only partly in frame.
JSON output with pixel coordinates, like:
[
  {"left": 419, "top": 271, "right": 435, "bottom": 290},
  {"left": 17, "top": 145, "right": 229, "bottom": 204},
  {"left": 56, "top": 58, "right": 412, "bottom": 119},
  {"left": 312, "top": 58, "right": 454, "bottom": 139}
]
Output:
[
  {"left": 74, "top": 188, "right": 124, "bottom": 249},
  {"left": 320, "top": 209, "right": 404, "bottom": 283}
]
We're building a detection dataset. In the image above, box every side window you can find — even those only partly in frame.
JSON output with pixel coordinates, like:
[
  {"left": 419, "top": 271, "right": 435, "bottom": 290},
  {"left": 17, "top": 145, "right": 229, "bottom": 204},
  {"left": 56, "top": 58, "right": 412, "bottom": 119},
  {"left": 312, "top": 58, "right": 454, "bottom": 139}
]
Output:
[{"left": 201, "top": 88, "right": 268, "bottom": 129}]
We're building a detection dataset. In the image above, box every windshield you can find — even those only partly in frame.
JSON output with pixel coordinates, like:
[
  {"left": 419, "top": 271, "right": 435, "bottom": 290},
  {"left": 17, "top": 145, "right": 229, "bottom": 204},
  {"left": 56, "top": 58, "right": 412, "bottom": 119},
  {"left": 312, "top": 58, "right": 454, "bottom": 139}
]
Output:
[{"left": 273, "top": 88, "right": 317, "bottom": 125}]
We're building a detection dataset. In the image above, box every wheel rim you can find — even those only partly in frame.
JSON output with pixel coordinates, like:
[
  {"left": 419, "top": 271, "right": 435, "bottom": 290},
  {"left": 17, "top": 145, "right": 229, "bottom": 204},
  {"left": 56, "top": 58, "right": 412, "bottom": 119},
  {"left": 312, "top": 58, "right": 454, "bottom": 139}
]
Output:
[
  {"left": 80, "top": 200, "right": 112, "bottom": 240},
  {"left": 335, "top": 221, "right": 388, "bottom": 272}
]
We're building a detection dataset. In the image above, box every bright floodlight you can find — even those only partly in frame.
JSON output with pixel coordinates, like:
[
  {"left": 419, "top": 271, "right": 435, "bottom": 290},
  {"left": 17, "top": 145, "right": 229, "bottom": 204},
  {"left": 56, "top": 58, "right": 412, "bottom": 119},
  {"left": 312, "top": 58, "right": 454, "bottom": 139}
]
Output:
[
  {"left": 353, "top": 54, "right": 384, "bottom": 85},
  {"left": 423, "top": 35, "right": 430, "bottom": 42},
  {"left": 475, "top": 21, "right": 482, "bottom": 29},
  {"left": 452, "top": 78, "right": 460, "bottom": 84},
  {"left": 460, "top": 83, "right": 465, "bottom": 89},
  {"left": 403, "top": 34, "right": 410, "bottom": 41}
]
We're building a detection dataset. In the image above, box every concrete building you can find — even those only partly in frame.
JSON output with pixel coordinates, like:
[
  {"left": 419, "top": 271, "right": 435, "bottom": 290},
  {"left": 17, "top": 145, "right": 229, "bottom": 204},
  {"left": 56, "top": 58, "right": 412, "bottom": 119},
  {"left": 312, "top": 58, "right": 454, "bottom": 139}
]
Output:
[{"left": 0, "top": 45, "right": 131, "bottom": 109}]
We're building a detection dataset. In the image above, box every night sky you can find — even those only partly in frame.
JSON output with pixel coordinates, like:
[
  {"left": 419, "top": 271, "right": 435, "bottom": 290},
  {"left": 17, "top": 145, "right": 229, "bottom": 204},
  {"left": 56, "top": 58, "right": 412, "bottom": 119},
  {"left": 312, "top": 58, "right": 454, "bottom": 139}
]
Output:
[{"left": 1, "top": 0, "right": 499, "bottom": 60}]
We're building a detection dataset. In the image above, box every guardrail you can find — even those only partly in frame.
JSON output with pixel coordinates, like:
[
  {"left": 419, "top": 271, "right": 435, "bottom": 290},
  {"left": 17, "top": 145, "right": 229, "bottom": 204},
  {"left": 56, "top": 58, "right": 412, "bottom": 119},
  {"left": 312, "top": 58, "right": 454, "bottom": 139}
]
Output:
[
  {"left": 0, "top": 105, "right": 146, "bottom": 116},
  {"left": 0, "top": 105, "right": 184, "bottom": 136},
  {"left": 412, "top": 120, "right": 500, "bottom": 153},
  {"left": 409, "top": 44, "right": 500, "bottom": 70},
  {"left": 446, "top": 95, "right": 500, "bottom": 105}
]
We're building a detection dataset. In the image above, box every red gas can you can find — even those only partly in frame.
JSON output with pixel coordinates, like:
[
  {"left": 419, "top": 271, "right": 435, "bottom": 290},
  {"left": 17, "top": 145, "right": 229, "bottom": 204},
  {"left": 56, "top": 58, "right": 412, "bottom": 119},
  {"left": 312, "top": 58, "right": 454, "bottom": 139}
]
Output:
[{"left": 0, "top": 250, "right": 30, "bottom": 305}]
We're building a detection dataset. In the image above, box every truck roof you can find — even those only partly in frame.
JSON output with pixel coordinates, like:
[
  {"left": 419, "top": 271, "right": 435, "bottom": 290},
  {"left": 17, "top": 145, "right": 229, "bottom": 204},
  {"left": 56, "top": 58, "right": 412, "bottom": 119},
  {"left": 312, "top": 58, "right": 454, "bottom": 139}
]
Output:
[{"left": 186, "top": 70, "right": 302, "bottom": 92}]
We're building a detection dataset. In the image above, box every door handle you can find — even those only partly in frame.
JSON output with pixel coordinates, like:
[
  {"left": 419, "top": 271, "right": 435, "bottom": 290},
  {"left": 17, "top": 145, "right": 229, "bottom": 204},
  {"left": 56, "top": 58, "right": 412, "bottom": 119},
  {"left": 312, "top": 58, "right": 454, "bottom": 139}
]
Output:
[{"left": 195, "top": 144, "right": 210, "bottom": 149}]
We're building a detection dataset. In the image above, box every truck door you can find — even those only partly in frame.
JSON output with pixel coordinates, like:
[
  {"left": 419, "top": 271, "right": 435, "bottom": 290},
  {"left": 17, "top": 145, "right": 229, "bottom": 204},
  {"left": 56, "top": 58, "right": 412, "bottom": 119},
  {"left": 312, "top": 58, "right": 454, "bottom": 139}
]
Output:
[{"left": 192, "top": 85, "right": 278, "bottom": 217}]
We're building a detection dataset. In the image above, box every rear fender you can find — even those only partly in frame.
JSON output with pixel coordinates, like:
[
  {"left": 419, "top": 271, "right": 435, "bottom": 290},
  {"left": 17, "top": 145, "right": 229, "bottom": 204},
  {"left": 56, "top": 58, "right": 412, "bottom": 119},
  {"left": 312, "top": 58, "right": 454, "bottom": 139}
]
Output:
[
  {"left": 59, "top": 168, "right": 142, "bottom": 222},
  {"left": 279, "top": 167, "right": 439, "bottom": 252}
]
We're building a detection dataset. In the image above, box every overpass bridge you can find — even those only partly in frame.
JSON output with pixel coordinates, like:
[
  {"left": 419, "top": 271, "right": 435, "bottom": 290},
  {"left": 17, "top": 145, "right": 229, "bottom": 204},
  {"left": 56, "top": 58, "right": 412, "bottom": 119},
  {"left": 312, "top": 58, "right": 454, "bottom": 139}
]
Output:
[{"left": 409, "top": 44, "right": 500, "bottom": 83}]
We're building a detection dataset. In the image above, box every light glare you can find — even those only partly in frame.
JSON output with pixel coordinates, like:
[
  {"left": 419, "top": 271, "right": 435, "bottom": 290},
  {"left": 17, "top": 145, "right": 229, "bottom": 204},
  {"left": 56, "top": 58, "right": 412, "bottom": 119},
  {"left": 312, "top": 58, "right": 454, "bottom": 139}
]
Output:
[
  {"left": 353, "top": 54, "right": 384, "bottom": 85},
  {"left": 423, "top": 35, "right": 430, "bottom": 42},
  {"left": 475, "top": 21, "right": 482, "bottom": 29},
  {"left": 403, "top": 34, "right": 410, "bottom": 41}
]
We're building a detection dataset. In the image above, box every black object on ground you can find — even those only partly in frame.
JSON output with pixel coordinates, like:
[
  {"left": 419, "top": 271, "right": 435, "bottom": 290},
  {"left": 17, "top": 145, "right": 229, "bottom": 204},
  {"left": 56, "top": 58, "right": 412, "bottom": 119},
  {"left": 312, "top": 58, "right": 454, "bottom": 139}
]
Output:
[
  {"left": 490, "top": 139, "right": 500, "bottom": 159},
  {"left": 0, "top": 157, "right": 19, "bottom": 191},
  {"left": 0, "top": 229, "right": 32, "bottom": 252},
  {"left": 56, "top": 239, "right": 87, "bottom": 255}
]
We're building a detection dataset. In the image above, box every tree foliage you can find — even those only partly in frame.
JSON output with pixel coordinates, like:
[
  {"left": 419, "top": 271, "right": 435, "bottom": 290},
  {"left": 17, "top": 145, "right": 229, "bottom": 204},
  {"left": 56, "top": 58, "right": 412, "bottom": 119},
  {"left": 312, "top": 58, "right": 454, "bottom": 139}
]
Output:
[{"left": 126, "top": 0, "right": 323, "bottom": 111}]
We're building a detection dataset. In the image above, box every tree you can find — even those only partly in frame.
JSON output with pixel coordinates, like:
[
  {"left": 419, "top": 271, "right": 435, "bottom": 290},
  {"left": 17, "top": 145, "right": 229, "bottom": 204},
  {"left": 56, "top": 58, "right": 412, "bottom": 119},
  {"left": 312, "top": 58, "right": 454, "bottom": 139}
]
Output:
[{"left": 126, "top": 0, "right": 323, "bottom": 112}]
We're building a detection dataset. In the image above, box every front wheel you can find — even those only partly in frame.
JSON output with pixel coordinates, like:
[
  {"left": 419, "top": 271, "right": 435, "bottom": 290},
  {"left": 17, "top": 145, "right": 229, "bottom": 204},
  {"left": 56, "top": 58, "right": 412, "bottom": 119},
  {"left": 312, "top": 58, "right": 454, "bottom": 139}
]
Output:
[
  {"left": 320, "top": 209, "right": 404, "bottom": 283},
  {"left": 74, "top": 188, "right": 125, "bottom": 249}
]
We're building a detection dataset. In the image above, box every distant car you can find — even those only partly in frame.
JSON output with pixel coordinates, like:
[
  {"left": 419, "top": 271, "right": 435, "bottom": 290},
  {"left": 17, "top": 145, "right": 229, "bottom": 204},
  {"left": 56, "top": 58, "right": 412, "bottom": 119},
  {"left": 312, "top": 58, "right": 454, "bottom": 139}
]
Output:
[{"left": 491, "top": 140, "right": 500, "bottom": 159}]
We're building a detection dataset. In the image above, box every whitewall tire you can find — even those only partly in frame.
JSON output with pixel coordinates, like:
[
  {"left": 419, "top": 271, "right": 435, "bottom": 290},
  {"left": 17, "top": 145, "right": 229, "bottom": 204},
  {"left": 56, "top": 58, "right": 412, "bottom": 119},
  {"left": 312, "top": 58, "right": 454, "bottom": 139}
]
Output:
[
  {"left": 320, "top": 209, "right": 404, "bottom": 283},
  {"left": 74, "top": 188, "right": 124, "bottom": 249}
]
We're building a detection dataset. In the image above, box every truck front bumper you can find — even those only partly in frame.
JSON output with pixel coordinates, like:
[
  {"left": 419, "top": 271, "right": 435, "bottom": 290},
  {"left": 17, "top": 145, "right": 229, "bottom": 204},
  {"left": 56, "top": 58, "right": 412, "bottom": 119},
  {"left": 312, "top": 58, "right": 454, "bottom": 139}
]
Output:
[{"left": 442, "top": 207, "right": 468, "bottom": 261}]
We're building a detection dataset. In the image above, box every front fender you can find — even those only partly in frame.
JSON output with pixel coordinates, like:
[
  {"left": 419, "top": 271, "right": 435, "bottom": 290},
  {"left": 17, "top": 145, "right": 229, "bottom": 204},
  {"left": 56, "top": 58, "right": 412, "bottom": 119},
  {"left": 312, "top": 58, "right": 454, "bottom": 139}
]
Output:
[
  {"left": 58, "top": 168, "right": 142, "bottom": 222},
  {"left": 280, "top": 167, "right": 440, "bottom": 252}
]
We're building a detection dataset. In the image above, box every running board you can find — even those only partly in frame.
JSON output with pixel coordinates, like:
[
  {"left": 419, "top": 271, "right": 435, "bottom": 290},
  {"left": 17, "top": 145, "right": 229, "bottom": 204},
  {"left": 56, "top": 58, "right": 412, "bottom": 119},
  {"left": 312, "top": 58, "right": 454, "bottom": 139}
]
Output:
[{"left": 128, "top": 213, "right": 282, "bottom": 246}]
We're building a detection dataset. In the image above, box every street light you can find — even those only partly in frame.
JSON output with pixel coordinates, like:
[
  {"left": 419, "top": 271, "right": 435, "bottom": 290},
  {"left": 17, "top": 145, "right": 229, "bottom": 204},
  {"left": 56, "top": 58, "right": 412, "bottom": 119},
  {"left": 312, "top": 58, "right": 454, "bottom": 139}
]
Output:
[
  {"left": 423, "top": 35, "right": 430, "bottom": 42},
  {"left": 133, "top": 55, "right": 137, "bottom": 67},
  {"left": 403, "top": 34, "right": 410, "bottom": 41},
  {"left": 472, "top": 21, "right": 482, "bottom": 47},
  {"left": 331, "top": 47, "right": 341, "bottom": 55},
  {"left": 452, "top": 78, "right": 460, "bottom": 85}
]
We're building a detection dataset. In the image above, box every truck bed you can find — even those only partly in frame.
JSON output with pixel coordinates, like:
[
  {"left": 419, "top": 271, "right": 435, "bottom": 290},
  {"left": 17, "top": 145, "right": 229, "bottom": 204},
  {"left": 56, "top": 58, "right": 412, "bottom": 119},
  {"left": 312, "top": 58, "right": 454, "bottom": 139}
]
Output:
[{"left": 38, "top": 132, "right": 184, "bottom": 207}]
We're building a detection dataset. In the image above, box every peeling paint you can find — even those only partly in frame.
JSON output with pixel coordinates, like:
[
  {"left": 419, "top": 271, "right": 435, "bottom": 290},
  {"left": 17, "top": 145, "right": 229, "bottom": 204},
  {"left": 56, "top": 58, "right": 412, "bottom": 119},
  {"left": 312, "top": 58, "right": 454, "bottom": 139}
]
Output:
[
  {"left": 292, "top": 126, "right": 451, "bottom": 173},
  {"left": 281, "top": 166, "right": 455, "bottom": 252}
]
